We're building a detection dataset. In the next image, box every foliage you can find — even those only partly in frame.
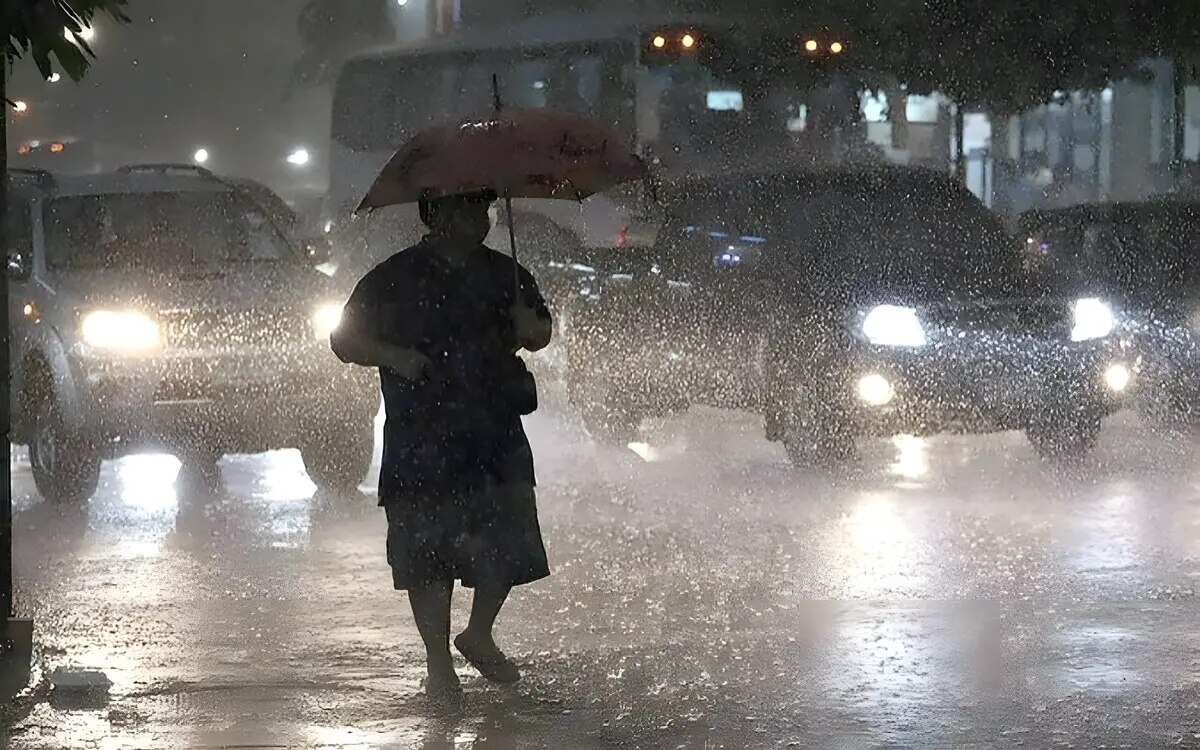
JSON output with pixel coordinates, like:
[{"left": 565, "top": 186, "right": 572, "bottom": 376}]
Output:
[{"left": 3, "top": 0, "right": 129, "bottom": 83}]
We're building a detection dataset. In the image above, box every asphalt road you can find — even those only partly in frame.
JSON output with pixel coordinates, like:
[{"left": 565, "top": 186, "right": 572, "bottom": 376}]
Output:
[{"left": 5, "top": 405, "right": 1200, "bottom": 748}]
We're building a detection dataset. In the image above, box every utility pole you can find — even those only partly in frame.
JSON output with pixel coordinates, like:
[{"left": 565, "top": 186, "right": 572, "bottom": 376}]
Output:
[
  {"left": 1173, "top": 52, "right": 1189, "bottom": 185},
  {"left": 0, "top": 60, "right": 10, "bottom": 635},
  {"left": 0, "top": 63, "right": 30, "bottom": 685}
]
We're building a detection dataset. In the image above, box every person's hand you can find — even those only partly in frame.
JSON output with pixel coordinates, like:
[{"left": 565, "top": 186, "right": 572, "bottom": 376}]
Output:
[
  {"left": 388, "top": 348, "right": 433, "bottom": 381},
  {"left": 511, "top": 302, "right": 552, "bottom": 351},
  {"left": 510, "top": 303, "right": 542, "bottom": 334}
]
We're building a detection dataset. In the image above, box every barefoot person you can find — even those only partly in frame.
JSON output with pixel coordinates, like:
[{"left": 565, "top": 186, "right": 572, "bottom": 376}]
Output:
[{"left": 331, "top": 189, "right": 552, "bottom": 705}]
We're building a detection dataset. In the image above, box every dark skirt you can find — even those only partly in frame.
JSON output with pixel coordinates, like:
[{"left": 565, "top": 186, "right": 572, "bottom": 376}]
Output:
[{"left": 385, "top": 481, "right": 550, "bottom": 590}]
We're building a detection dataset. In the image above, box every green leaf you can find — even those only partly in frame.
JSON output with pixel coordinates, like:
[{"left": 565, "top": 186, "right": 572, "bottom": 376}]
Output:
[{"left": 4, "top": 0, "right": 130, "bottom": 82}]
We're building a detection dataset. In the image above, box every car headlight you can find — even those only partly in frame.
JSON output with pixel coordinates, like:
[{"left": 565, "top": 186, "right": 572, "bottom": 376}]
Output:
[
  {"left": 312, "top": 303, "right": 344, "bottom": 339},
  {"left": 1071, "top": 297, "right": 1115, "bottom": 342},
  {"left": 80, "top": 310, "right": 161, "bottom": 353},
  {"left": 862, "top": 304, "right": 927, "bottom": 348}
]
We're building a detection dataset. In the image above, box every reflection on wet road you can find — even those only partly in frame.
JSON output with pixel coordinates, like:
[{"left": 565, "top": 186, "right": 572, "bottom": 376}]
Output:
[{"left": 7, "top": 407, "right": 1200, "bottom": 747}]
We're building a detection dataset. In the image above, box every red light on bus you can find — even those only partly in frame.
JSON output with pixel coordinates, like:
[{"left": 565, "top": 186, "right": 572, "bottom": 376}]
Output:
[
  {"left": 49, "top": 142, "right": 65, "bottom": 153},
  {"left": 17, "top": 144, "right": 31, "bottom": 155}
]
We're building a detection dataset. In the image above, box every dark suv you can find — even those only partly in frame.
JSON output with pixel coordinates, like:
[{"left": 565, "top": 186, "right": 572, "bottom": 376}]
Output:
[
  {"left": 654, "top": 167, "right": 1132, "bottom": 463},
  {"left": 5, "top": 167, "right": 378, "bottom": 502}
]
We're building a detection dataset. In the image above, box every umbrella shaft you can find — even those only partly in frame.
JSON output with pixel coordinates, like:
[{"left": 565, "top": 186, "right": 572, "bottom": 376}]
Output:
[{"left": 505, "top": 193, "right": 520, "bottom": 295}]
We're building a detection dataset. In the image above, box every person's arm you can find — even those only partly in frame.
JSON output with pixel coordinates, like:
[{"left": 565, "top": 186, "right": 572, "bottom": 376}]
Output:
[
  {"left": 511, "top": 267, "right": 553, "bottom": 352},
  {"left": 331, "top": 331, "right": 431, "bottom": 379},
  {"left": 331, "top": 265, "right": 431, "bottom": 380}
]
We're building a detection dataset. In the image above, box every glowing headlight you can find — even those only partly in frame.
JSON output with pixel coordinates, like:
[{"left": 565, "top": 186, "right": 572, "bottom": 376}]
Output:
[
  {"left": 80, "top": 310, "right": 161, "bottom": 353},
  {"left": 862, "top": 305, "right": 927, "bottom": 348},
  {"left": 312, "top": 303, "right": 344, "bottom": 339},
  {"left": 1071, "top": 297, "right": 1115, "bottom": 342},
  {"left": 856, "top": 373, "right": 895, "bottom": 406},
  {"left": 1104, "top": 363, "right": 1131, "bottom": 393}
]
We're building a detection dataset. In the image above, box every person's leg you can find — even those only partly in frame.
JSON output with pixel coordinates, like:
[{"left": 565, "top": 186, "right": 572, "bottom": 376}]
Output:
[
  {"left": 408, "top": 580, "right": 456, "bottom": 683},
  {"left": 462, "top": 583, "right": 510, "bottom": 648},
  {"left": 455, "top": 583, "right": 521, "bottom": 683}
]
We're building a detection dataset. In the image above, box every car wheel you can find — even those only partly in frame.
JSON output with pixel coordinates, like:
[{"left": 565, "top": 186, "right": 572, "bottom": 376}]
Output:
[
  {"left": 1027, "top": 415, "right": 1102, "bottom": 460},
  {"left": 579, "top": 402, "right": 641, "bottom": 445},
  {"left": 781, "top": 386, "right": 857, "bottom": 468},
  {"left": 301, "top": 424, "right": 374, "bottom": 493},
  {"left": 568, "top": 367, "right": 641, "bottom": 445},
  {"left": 782, "top": 423, "right": 857, "bottom": 468},
  {"left": 29, "top": 396, "right": 101, "bottom": 505}
]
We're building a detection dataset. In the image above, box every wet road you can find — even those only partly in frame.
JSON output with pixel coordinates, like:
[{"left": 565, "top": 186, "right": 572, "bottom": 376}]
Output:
[{"left": 6, "top": 404, "right": 1200, "bottom": 748}]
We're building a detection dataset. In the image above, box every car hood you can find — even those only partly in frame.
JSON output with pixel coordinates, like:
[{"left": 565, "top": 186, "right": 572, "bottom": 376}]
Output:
[{"left": 50, "top": 265, "right": 342, "bottom": 313}]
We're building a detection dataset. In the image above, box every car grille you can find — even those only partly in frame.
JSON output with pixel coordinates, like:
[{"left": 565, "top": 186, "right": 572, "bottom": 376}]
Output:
[
  {"left": 927, "top": 301, "right": 1069, "bottom": 339},
  {"left": 160, "top": 309, "right": 309, "bottom": 350}
]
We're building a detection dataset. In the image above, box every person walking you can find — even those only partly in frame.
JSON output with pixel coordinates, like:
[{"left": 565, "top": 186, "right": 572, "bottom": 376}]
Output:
[{"left": 331, "top": 189, "right": 553, "bottom": 707}]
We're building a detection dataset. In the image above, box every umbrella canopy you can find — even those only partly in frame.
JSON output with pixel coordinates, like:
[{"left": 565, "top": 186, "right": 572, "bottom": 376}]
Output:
[{"left": 357, "top": 108, "right": 647, "bottom": 211}]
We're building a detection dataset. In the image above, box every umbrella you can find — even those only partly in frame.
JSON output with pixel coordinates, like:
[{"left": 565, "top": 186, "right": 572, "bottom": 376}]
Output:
[
  {"left": 357, "top": 83, "right": 648, "bottom": 287},
  {"left": 357, "top": 108, "right": 648, "bottom": 210}
]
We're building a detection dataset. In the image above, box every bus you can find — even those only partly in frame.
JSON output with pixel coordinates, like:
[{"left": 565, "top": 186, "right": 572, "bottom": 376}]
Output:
[{"left": 326, "top": 9, "right": 838, "bottom": 276}]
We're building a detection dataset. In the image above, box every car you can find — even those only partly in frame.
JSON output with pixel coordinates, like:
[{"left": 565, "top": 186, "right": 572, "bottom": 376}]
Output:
[
  {"left": 655, "top": 166, "right": 1132, "bottom": 464},
  {"left": 4, "top": 167, "right": 378, "bottom": 503},
  {"left": 1018, "top": 200, "right": 1200, "bottom": 425},
  {"left": 564, "top": 237, "right": 763, "bottom": 443}
]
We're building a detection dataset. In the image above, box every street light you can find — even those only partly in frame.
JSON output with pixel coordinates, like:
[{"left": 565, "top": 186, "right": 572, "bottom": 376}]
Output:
[
  {"left": 396, "top": 0, "right": 408, "bottom": 5},
  {"left": 804, "top": 39, "right": 819, "bottom": 53},
  {"left": 652, "top": 35, "right": 666, "bottom": 49},
  {"left": 193, "top": 148, "right": 210, "bottom": 164},
  {"left": 287, "top": 148, "right": 311, "bottom": 167},
  {"left": 681, "top": 33, "right": 696, "bottom": 49},
  {"left": 47, "top": 72, "right": 61, "bottom": 83},
  {"left": 12, "top": 100, "right": 28, "bottom": 113},
  {"left": 830, "top": 41, "right": 844, "bottom": 54}
]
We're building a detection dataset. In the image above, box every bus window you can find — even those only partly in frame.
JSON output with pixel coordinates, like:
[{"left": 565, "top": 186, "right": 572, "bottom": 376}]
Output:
[
  {"left": 333, "top": 56, "right": 458, "bottom": 150},
  {"left": 545, "top": 56, "right": 601, "bottom": 115},
  {"left": 454, "top": 62, "right": 494, "bottom": 118},
  {"left": 507, "top": 58, "right": 551, "bottom": 109}
]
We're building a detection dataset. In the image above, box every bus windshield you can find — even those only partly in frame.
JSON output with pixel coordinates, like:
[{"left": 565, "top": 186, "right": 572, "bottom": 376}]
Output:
[
  {"left": 636, "top": 56, "right": 794, "bottom": 173},
  {"left": 332, "top": 41, "right": 634, "bottom": 154},
  {"left": 332, "top": 35, "right": 794, "bottom": 169}
]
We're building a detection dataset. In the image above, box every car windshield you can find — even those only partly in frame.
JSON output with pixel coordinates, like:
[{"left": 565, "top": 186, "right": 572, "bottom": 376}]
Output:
[
  {"left": 44, "top": 191, "right": 298, "bottom": 270},
  {"left": 1032, "top": 205, "right": 1200, "bottom": 304},
  {"left": 673, "top": 172, "right": 1038, "bottom": 302}
]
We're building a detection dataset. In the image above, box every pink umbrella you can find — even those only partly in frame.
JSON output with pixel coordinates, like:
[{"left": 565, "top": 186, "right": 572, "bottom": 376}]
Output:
[{"left": 357, "top": 108, "right": 648, "bottom": 210}]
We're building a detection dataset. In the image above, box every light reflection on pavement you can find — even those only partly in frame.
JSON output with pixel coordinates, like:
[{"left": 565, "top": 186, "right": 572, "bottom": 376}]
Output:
[{"left": 7, "top": 408, "right": 1200, "bottom": 748}]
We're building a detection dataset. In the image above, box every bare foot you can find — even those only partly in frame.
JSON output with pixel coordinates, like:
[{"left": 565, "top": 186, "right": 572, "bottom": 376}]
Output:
[
  {"left": 454, "top": 632, "right": 521, "bottom": 684},
  {"left": 423, "top": 659, "right": 464, "bottom": 712}
]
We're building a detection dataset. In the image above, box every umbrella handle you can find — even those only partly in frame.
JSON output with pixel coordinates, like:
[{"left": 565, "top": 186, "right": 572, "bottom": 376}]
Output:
[{"left": 492, "top": 74, "right": 519, "bottom": 298}]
